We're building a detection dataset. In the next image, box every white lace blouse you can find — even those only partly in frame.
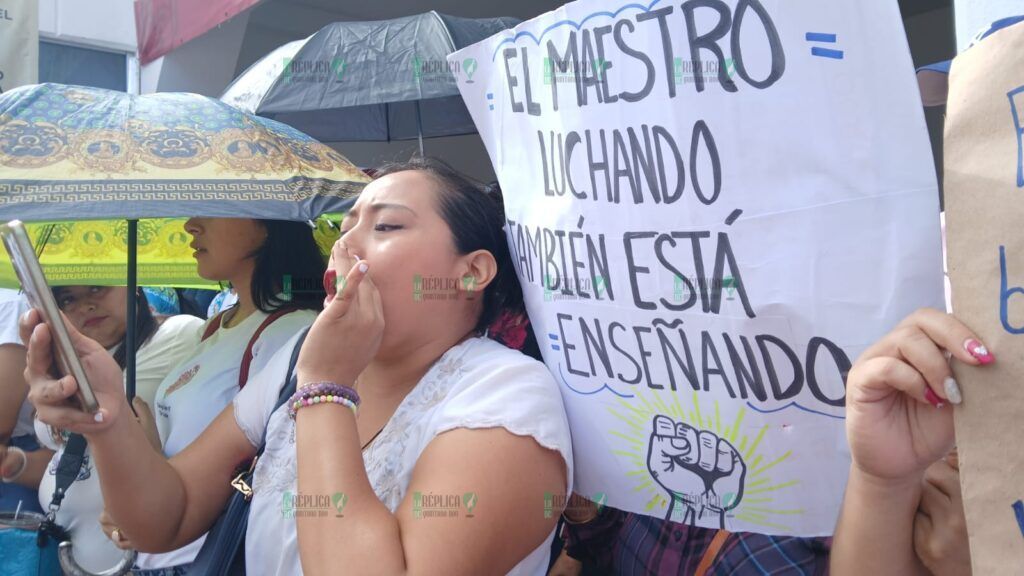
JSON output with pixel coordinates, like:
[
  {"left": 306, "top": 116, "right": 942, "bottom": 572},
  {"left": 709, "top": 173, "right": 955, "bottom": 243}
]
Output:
[{"left": 233, "top": 334, "right": 574, "bottom": 575}]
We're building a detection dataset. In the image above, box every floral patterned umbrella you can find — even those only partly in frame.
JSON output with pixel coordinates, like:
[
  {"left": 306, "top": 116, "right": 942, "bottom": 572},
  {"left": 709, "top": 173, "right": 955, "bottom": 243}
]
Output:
[
  {"left": 0, "top": 83, "right": 368, "bottom": 222},
  {"left": 0, "top": 83, "right": 368, "bottom": 398}
]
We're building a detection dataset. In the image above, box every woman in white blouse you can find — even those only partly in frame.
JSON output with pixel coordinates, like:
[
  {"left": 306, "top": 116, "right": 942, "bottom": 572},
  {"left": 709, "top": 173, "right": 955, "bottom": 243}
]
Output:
[
  {"left": 126, "top": 217, "right": 324, "bottom": 575},
  {"left": 22, "top": 158, "right": 573, "bottom": 576},
  {"left": 3, "top": 286, "right": 202, "bottom": 573},
  {"left": 18, "top": 217, "right": 325, "bottom": 576}
]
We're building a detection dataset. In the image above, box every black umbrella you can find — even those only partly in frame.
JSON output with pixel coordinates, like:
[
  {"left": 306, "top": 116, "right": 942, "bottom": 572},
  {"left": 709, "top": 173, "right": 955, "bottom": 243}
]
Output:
[{"left": 221, "top": 11, "right": 519, "bottom": 154}]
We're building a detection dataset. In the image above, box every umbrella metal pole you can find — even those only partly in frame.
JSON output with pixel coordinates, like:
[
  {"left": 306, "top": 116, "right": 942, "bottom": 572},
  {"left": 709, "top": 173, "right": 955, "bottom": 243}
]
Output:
[{"left": 126, "top": 219, "right": 138, "bottom": 406}]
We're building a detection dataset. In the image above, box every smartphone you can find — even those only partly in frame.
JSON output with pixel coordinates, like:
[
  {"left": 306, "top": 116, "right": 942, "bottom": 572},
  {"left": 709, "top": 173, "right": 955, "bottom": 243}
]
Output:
[{"left": 1, "top": 220, "right": 99, "bottom": 413}]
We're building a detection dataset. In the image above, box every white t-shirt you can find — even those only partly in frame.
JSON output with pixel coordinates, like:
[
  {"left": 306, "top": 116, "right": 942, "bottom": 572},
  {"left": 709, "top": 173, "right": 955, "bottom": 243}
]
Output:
[
  {"left": 0, "top": 289, "right": 33, "bottom": 438},
  {"left": 130, "top": 314, "right": 204, "bottom": 407},
  {"left": 35, "top": 315, "right": 203, "bottom": 574},
  {"left": 233, "top": 335, "right": 574, "bottom": 576},
  {"left": 138, "top": 307, "right": 317, "bottom": 569}
]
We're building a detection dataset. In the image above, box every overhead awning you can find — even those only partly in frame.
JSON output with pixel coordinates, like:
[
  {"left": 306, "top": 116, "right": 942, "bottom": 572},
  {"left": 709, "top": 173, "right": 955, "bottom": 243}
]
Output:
[{"left": 134, "top": 0, "right": 260, "bottom": 65}]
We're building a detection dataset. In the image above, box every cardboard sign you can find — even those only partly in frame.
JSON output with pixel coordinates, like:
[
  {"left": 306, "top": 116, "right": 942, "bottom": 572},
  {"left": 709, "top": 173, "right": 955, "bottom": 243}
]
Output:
[{"left": 945, "top": 22, "right": 1024, "bottom": 574}]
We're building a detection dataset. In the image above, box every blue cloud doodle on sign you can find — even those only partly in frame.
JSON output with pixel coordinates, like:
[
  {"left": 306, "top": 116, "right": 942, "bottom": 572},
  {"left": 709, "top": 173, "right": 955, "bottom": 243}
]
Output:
[
  {"left": 556, "top": 362, "right": 635, "bottom": 399},
  {"left": 745, "top": 401, "right": 845, "bottom": 421}
]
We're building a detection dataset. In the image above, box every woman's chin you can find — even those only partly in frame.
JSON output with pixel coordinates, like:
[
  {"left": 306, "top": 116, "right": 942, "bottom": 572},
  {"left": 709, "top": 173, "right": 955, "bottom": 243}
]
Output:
[
  {"left": 90, "top": 332, "right": 115, "bottom": 348},
  {"left": 194, "top": 265, "right": 224, "bottom": 282}
]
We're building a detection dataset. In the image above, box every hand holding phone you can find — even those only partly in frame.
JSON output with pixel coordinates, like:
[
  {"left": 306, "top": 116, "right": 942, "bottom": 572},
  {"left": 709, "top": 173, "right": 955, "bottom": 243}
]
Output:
[{"left": 2, "top": 220, "right": 99, "bottom": 412}]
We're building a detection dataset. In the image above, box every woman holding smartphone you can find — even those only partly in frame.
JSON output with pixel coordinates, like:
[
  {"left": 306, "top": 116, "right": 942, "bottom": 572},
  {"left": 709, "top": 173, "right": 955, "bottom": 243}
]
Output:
[
  {"left": 9, "top": 218, "right": 325, "bottom": 575},
  {"left": 0, "top": 285, "right": 202, "bottom": 573}
]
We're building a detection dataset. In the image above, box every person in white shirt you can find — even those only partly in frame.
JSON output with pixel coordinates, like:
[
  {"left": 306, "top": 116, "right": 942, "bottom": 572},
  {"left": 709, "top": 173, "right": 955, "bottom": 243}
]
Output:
[
  {"left": 0, "top": 288, "right": 38, "bottom": 515},
  {"left": 126, "top": 218, "right": 324, "bottom": 575},
  {"left": 22, "top": 159, "right": 573, "bottom": 576},
  {"left": 1, "top": 283, "right": 202, "bottom": 572},
  {"left": 51, "top": 286, "right": 203, "bottom": 408},
  {"left": 27, "top": 286, "right": 203, "bottom": 573}
]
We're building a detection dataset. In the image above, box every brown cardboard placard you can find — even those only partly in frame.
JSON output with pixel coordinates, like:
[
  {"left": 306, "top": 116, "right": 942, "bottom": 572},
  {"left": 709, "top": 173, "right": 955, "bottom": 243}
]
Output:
[{"left": 944, "top": 22, "right": 1024, "bottom": 575}]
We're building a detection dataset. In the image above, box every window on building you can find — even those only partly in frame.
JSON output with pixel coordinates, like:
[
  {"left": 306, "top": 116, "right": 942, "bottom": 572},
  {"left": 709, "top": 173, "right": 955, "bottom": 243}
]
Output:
[{"left": 38, "top": 40, "right": 128, "bottom": 92}]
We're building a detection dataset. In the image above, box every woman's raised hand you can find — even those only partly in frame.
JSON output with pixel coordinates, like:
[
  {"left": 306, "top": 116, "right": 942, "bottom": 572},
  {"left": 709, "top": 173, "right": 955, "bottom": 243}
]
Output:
[
  {"left": 845, "top": 308, "right": 993, "bottom": 484},
  {"left": 296, "top": 241, "right": 385, "bottom": 387}
]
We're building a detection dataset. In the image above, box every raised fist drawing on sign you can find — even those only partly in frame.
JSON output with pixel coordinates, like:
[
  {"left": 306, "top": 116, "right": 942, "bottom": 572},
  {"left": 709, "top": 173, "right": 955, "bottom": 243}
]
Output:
[{"left": 646, "top": 415, "right": 746, "bottom": 528}]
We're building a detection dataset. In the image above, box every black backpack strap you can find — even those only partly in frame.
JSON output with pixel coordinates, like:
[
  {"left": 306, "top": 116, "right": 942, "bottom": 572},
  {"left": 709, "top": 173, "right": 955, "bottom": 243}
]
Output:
[
  {"left": 36, "top": 432, "right": 86, "bottom": 548},
  {"left": 229, "top": 327, "right": 309, "bottom": 498},
  {"left": 261, "top": 327, "right": 309, "bottom": 452},
  {"left": 50, "top": 433, "right": 87, "bottom": 509},
  {"left": 188, "top": 326, "right": 310, "bottom": 576}
]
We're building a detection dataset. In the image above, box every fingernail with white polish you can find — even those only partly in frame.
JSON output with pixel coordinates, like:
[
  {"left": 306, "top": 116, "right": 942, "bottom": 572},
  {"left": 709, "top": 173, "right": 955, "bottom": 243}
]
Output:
[
  {"left": 358, "top": 262, "right": 368, "bottom": 273},
  {"left": 94, "top": 411, "right": 104, "bottom": 423},
  {"left": 944, "top": 377, "right": 962, "bottom": 405}
]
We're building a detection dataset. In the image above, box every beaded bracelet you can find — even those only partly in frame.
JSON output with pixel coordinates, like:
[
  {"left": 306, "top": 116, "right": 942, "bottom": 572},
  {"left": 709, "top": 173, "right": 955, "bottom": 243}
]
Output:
[
  {"left": 290, "top": 394, "right": 358, "bottom": 419},
  {"left": 297, "top": 381, "right": 360, "bottom": 405},
  {"left": 288, "top": 382, "right": 360, "bottom": 419}
]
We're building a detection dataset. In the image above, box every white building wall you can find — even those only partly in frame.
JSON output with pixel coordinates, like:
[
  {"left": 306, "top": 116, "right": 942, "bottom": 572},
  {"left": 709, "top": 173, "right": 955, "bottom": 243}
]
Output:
[{"left": 37, "top": 0, "right": 136, "bottom": 52}]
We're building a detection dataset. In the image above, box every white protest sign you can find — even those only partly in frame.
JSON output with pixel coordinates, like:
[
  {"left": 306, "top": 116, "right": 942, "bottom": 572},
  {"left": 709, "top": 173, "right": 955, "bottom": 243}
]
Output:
[{"left": 451, "top": 0, "right": 944, "bottom": 535}]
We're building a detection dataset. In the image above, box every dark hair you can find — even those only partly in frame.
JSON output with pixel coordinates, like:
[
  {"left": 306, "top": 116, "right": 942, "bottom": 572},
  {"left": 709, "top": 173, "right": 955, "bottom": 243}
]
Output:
[
  {"left": 248, "top": 220, "right": 326, "bottom": 313},
  {"left": 374, "top": 157, "right": 523, "bottom": 334},
  {"left": 52, "top": 286, "right": 158, "bottom": 371}
]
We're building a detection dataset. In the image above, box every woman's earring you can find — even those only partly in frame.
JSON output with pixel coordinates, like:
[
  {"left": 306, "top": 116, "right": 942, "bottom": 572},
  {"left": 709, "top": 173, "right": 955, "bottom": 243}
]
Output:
[{"left": 462, "top": 276, "right": 478, "bottom": 300}]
